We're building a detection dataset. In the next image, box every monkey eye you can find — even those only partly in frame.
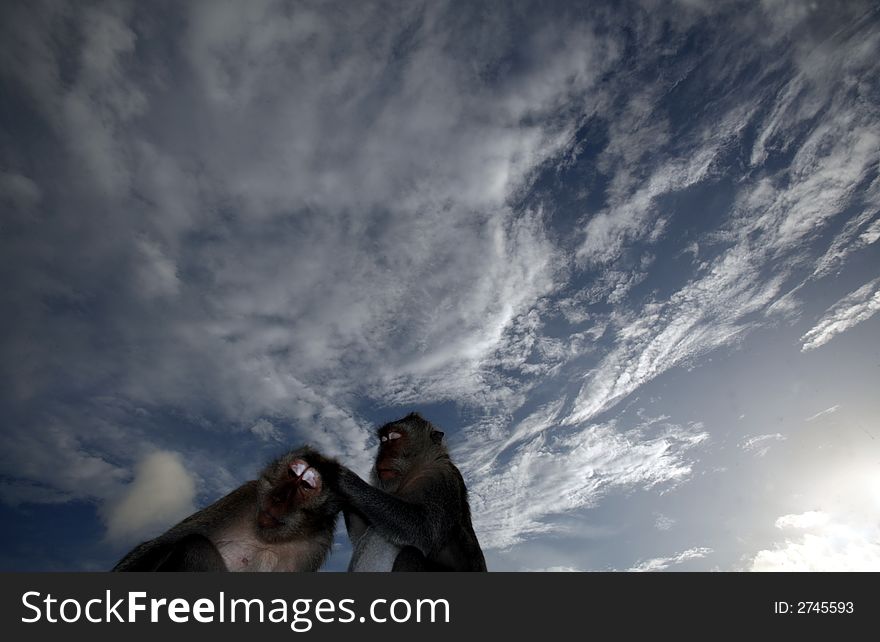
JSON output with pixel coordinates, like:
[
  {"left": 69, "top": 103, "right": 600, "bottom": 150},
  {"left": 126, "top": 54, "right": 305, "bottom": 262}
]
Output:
[
  {"left": 380, "top": 435, "right": 388, "bottom": 442},
  {"left": 289, "top": 460, "right": 308, "bottom": 477},
  {"left": 301, "top": 468, "right": 319, "bottom": 490},
  {"left": 388, "top": 431, "right": 402, "bottom": 440}
]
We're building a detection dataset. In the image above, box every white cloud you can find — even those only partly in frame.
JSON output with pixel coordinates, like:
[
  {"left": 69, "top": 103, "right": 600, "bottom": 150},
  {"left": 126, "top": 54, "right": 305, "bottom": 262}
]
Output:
[
  {"left": 801, "top": 278, "right": 880, "bottom": 351},
  {"left": 774, "top": 511, "right": 830, "bottom": 530},
  {"left": 805, "top": 405, "right": 840, "bottom": 422},
  {"left": 627, "top": 546, "right": 712, "bottom": 572},
  {"left": 752, "top": 511, "right": 880, "bottom": 571},
  {"left": 104, "top": 451, "right": 197, "bottom": 544},
  {"left": 466, "top": 416, "right": 708, "bottom": 549},
  {"left": 811, "top": 210, "right": 879, "bottom": 280},
  {"left": 860, "top": 218, "right": 880, "bottom": 245},
  {"left": 249, "top": 418, "right": 282, "bottom": 443},
  {"left": 749, "top": 462, "right": 880, "bottom": 571},
  {"left": 751, "top": 530, "right": 880, "bottom": 571},
  {"left": 654, "top": 513, "right": 676, "bottom": 531},
  {"left": 740, "top": 433, "right": 787, "bottom": 457}
]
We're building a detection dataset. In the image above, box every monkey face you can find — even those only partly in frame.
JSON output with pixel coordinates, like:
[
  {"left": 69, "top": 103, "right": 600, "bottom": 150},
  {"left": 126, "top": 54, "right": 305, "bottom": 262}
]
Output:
[
  {"left": 374, "top": 413, "right": 446, "bottom": 483},
  {"left": 376, "top": 427, "right": 407, "bottom": 481},
  {"left": 255, "top": 449, "right": 335, "bottom": 542}
]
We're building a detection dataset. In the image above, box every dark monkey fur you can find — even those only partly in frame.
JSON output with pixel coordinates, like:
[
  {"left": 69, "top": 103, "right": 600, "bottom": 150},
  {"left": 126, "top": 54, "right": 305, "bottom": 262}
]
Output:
[
  {"left": 113, "top": 446, "right": 341, "bottom": 572},
  {"left": 323, "top": 413, "right": 487, "bottom": 572}
]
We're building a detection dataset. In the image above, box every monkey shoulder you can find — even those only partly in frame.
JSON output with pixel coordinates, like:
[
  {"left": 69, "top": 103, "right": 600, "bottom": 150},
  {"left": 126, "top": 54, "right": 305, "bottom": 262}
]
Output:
[
  {"left": 408, "top": 463, "right": 467, "bottom": 506},
  {"left": 145, "top": 492, "right": 243, "bottom": 570},
  {"left": 162, "top": 480, "right": 258, "bottom": 536},
  {"left": 402, "top": 459, "right": 463, "bottom": 490}
]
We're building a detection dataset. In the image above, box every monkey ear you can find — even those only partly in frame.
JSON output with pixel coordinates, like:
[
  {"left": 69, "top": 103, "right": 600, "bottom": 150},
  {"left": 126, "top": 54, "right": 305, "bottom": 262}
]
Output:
[{"left": 430, "top": 430, "right": 444, "bottom": 445}]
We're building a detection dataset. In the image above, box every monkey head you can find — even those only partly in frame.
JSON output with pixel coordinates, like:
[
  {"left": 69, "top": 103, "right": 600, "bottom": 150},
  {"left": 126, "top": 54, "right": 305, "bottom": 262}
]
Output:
[
  {"left": 372, "top": 412, "right": 446, "bottom": 490},
  {"left": 254, "top": 447, "right": 341, "bottom": 543}
]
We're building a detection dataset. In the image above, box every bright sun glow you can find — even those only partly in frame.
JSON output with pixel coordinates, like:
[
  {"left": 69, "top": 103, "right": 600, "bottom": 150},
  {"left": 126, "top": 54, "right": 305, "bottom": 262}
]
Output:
[{"left": 752, "top": 467, "right": 880, "bottom": 571}]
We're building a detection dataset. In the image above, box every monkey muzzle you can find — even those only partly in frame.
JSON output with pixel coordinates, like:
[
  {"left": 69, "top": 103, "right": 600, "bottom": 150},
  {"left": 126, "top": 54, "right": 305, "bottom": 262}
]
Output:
[{"left": 257, "top": 509, "right": 282, "bottom": 529}]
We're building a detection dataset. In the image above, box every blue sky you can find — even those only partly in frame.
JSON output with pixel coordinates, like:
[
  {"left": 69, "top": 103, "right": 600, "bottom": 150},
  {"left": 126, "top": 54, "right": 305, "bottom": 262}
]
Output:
[{"left": 1, "top": 0, "right": 878, "bottom": 572}]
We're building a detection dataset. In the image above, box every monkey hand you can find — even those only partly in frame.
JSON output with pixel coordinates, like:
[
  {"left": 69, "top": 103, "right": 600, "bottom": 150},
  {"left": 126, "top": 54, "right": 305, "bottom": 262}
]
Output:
[
  {"left": 314, "top": 463, "right": 365, "bottom": 507},
  {"left": 302, "top": 453, "right": 343, "bottom": 489},
  {"left": 335, "top": 466, "right": 372, "bottom": 500}
]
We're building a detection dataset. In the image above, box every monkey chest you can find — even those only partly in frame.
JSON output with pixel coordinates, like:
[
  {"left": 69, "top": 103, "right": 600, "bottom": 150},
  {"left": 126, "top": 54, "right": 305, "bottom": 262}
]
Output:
[
  {"left": 217, "top": 541, "right": 280, "bottom": 571},
  {"left": 213, "top": 530, "right": 303, "bottom": 572}
]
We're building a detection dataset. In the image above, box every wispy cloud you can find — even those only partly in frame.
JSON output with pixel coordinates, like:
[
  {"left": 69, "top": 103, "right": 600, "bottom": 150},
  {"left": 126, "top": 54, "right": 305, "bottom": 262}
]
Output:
[
  {"left": 811, "top": 210, "right": 880, "bottom": 280},
  {"left": 0, "top": 419, "right": 130, "bottom": 507},
  {"left": 249, "top": 418, "right": 283, "bottom": 443},
  {"left": 627, "top": 546, "right": 712, "bottom": 572},
  {"left": 740, "top": 433, "right": 787, "bottom": 457},
  {"left": 565, "top": 7, "right": 880, "bottom": 427},
  {"left": 805, "top": 405, "right": 841, "bottom": 423},
  {"left": 466, "top": 416, "right": 708, "bottom": 549},
  {"left": 654, "top": 514, "right": 676, "bottom": 531},
  {"left": 801, "top": 278, "right": 880, "bottom": 351},
  {"left": 565, "top": 244, "right": 785, "bottom": 426}
]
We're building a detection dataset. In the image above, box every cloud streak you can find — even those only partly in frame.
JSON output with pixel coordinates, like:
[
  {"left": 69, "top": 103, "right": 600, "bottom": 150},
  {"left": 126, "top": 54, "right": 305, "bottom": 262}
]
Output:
[
  {"left": 740, "top": 433, "right": 787, "bottom": 458},
  {"left": 627, "top": 547, "right": 713, "bottom": 572},
  {"left": 801, "top": 278, "right": 880, "bottom": 351},
  {"left": 804, "top": 405, "right": 841, "bottom": 422},
  {"left": 465, "top": 414, "right": 708, "bottom": 549},
  {"left": 564, "top": 6, "right": 880, "bottom": 427}
]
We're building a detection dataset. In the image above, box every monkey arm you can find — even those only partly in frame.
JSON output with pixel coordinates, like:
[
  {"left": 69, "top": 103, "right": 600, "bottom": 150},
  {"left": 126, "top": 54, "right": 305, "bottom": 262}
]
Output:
[
  {"left": 343, "top": 509, "right": 369, "bottom": 546},
  {"left": 336, "top": 468, "right": 453, "bottom": 555}
]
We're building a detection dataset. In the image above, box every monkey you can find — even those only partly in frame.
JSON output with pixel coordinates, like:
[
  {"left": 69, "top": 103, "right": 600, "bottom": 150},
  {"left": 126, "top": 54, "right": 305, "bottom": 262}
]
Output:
[
  {"left": 112, "top": 446, "right": 341, "bottom": 572},
  {"left": 320, "top": 412, "right": 487, "bottom": 572}
]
